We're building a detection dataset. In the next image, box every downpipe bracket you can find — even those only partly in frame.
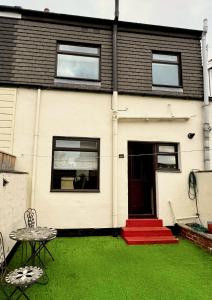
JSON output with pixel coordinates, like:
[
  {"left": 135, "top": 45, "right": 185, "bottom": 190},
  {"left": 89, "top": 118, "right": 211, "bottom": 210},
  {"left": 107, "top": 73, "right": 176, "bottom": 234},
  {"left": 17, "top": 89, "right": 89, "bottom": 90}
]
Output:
[{"left": 203, "top": 124, "right": 212, "bottom": 132}]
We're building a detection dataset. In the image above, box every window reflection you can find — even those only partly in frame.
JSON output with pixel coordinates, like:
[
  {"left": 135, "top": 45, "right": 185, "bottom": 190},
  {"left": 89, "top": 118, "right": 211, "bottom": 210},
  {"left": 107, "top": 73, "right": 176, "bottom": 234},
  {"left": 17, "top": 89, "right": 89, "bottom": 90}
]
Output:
[
  {"left": 158, "top": 145, "right": 175, "bottom": 153},
  {"left": 59, "top": 44, "right": 99, "bottom": 55},
  {"left": 53, "top": 151, "right": 98, "bottom": 170},
  {"left": 57, "top": 54, "right": 99, "bottom": 80},
  {"left": 157, "top": 155, "right": 176, "bottom": 167},
  {"left": 56, "top": 140, "right": 97, "bottom": 149},
  {"left": 152, "top": 63, "right": 179, "bottom": 86},
  {"left": 153, "top": 54, "right": 178, "bottom": 62}
]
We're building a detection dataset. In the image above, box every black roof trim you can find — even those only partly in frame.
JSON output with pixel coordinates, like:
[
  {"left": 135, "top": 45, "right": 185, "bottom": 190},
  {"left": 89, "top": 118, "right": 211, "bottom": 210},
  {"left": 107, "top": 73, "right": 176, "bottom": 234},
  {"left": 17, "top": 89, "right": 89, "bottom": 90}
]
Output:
[{"left": 0, "top": 5, "right": 202, "bottom": 37}]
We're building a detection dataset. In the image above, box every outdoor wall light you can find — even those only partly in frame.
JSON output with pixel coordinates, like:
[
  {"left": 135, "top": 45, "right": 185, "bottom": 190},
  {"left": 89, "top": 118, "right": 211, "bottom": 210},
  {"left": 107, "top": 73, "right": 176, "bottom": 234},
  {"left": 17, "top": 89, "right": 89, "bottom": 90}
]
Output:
[
  {"left": 3, "top": 178, "right": 9, "bottom": 187},
  {"left": 188, "top": 133, "right": 195, "bottom": 139}
]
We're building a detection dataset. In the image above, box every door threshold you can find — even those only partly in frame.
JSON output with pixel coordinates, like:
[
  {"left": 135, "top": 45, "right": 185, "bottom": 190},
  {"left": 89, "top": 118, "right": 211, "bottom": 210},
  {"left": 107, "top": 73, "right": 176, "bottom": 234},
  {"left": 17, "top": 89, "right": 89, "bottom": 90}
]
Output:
[{"left": 129, "top": 214, "right": 157, "bottom": 219}]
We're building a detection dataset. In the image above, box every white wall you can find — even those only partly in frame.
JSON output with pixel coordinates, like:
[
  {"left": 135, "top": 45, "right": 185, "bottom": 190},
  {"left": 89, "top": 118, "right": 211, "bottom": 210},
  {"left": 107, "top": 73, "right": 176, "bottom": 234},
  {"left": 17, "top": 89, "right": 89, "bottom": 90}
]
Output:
[
  {"left": 195, "top": 172, "right": 212, "bottom": 227},
  {"left": 13, "top": 88, "right": 113, "bottom": 229},
  {"left": 6, "top": 87, "right": 212, "bottom": 228},
  {"left": 0, "top": 173, "right": 28, "bottom": 257},
  {"left": 117, "top": 95, "right": 204, "bottom": 226}
]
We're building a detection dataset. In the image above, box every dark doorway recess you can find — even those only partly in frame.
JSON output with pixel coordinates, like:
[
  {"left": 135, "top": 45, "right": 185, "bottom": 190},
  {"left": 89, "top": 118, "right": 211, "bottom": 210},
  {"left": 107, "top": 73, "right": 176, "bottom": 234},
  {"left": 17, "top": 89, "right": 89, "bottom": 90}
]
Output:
[{"left": 128, "top": 142, "right": 156, "bottom": 218}]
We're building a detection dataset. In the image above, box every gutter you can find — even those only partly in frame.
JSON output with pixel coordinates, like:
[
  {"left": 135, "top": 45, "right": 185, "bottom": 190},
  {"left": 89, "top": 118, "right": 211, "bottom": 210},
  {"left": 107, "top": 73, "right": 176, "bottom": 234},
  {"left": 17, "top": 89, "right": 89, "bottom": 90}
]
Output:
[
  {"left": 209, "top": 60, "right": 212, "bottom": 97},
  {"left": 202, "top": 19, "right": 211, "bottom": 170}
]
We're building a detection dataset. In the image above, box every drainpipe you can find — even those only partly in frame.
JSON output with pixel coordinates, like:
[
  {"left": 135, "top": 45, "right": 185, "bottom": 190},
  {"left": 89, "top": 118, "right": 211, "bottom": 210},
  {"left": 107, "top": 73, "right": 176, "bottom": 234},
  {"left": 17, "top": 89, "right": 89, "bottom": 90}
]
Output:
[
  {"left": 112, "top": 0, "right": 119, "bottom": 227},
  {"left": 31, "top": 88, "right": 41, "bottom": 208},
  {"left": 209, "top": 61, "right": 212, "bottom": 97},
  {"left": 202, "top": 19, "right": 211, "bottom": 170}
]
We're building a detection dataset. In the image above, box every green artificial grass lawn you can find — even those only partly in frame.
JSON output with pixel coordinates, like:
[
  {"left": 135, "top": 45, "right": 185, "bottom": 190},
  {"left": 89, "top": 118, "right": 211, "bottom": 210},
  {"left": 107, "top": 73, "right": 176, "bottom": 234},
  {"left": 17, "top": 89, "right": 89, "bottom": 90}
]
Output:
[{"left": 1, "top": 237, "right": 212, "bottom": 300}]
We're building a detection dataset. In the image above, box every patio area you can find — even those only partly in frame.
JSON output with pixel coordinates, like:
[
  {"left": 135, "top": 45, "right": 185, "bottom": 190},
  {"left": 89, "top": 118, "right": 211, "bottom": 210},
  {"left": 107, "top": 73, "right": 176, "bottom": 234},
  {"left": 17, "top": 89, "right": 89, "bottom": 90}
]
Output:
[{"left": 1, "top": 236, "right": 212, "bottom": 300}]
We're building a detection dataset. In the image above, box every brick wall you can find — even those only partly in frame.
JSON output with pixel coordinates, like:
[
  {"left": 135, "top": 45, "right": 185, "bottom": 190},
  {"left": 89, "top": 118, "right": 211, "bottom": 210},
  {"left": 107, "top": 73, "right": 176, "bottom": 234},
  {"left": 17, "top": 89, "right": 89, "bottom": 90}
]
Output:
[{"left": 179, "top": 224, "right": 212, "bottom": 252}]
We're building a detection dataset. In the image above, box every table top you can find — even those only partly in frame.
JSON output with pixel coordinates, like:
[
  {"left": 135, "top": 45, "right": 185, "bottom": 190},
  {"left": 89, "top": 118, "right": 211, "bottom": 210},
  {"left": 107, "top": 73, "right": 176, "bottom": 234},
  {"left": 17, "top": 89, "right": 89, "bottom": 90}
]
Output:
[{"left": 9, "top": 226, "right": 57, "bottom": 242}]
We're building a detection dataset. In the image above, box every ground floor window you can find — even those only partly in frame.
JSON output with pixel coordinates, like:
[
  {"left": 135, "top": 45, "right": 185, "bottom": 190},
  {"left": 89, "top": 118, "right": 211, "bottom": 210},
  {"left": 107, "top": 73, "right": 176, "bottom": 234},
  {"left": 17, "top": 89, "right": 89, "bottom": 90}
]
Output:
[{"left": 51, "top": 137, "right": 100, "bottom": 192}]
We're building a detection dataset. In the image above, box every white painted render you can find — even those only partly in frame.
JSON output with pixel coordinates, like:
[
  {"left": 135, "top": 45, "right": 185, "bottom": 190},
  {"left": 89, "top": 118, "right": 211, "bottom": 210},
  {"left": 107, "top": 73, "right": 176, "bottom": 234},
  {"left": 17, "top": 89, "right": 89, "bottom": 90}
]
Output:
[
  {"left": 0, "top": 173, "right": 28, "bottom": 256},
  {"left": 13, "top": 88, "right": 113, "bottom": 228},
  {"left": 195, "top": 172, "right": 212, "bottom": 227},
  {"left": 1, "top": 87, "right": 212, "bottom": 228},
  {"left": 117, "top": 95, "right": 205, "bottom": 226}
]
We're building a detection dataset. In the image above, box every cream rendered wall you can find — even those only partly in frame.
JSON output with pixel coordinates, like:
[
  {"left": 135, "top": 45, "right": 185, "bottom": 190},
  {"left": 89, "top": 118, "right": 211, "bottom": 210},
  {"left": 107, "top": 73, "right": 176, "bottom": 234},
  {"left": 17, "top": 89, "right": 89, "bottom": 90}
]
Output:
[
  {"left": 12, "top": 88, "right": 37, "bottom": 173},
  {"left": 12, "top": 88, "right": 37, "bottom": 207},
  {"left": 195, "top": 172, "right": 212, "bottom": 227},
  {"left": 0, "top": 173, "right": 28, "bottom": 257},
  {"left": 117, "top": 95, "right": 204, "bottom": 226},
  {"left": 13, "top": 89, "right": 113, "bottom": 229},
  {"left": 10, "top": 87, "right": 212, "bottom": 228}
]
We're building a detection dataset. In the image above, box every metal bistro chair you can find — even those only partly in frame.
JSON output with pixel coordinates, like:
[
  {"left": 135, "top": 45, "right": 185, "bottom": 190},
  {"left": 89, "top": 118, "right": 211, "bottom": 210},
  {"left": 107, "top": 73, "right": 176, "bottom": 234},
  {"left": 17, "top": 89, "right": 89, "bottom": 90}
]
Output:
[
  {"left": 0, "top": 232, "right": 43, "bottom": 300},
  {"left": 24, "top": 208, "right": 55, "bottom": 263}
]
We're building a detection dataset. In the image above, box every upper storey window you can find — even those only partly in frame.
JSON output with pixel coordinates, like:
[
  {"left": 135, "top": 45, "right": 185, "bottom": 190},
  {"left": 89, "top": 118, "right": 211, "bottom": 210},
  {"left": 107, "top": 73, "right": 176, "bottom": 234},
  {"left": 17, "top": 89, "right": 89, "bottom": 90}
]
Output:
[
  {"left": 56, "top": 44, "right": 100, "bottom": 81},
  {"left": 152, "top": 52, "right": 182, "bottom": 87}
]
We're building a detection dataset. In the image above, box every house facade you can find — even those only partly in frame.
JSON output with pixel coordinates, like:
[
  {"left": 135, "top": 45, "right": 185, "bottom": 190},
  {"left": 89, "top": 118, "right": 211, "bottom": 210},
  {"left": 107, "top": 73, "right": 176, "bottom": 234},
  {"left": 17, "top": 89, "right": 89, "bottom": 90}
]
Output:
[{"left": 0, "top": 5, "right": 210, "bottom": 229}]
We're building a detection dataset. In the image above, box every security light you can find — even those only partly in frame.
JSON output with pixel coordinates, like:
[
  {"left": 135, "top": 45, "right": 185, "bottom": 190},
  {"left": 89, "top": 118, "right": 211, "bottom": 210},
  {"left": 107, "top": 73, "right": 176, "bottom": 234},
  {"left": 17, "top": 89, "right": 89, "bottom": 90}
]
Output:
[{"left": 188, "top": 133, "right": 195, "bottom": 139}]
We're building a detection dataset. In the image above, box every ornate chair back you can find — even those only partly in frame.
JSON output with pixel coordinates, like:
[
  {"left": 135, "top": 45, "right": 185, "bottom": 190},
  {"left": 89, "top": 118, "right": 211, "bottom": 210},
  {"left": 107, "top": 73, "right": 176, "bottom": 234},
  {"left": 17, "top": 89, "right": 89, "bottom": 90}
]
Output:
[{"left": 24, "top": 208, "right": 37, "bottom": 228}]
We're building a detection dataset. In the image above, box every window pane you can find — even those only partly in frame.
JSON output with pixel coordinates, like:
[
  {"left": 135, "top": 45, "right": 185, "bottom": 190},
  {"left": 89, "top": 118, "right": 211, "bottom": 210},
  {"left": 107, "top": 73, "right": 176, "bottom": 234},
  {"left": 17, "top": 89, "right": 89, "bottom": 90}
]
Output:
[
  {"left": 81, "top": 141, "right": 98, "bottom": 149},
  {"left": 59, "top": 44, "right": 99, "bottom": 55},
  {"left": 57, "top": 54, "right": 99, "bottom": 80},
  {"left": 56, "top": 140, "right": 80, "bottom": 148},
  {"left": 56, "top": 140, "right": 97, "bottom": 149},
  {"left": 157, "top": 155, "right": 177, "bottom": 168},
  {"left": 158, "top": 145, "right": 175, "bottom": 153},
  {"left": 153, "top": 53, "right": 178, "bottom": 62},
  {"left": 53, "top": 151, "right": 98, "bottom": 170},
  {"left": 52, "top": 169, "right": 98, "bottom": 190},
  {"left": 152, "top": 63, "right": 179, "bottom": 86}
]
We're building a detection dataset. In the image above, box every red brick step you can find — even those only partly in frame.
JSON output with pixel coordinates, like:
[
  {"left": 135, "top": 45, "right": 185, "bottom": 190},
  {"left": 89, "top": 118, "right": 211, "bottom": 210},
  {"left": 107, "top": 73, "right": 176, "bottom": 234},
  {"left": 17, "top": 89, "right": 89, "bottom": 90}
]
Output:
[
  {"left": 123, "top": 236, "right": 179, "bottom": 245},
  {"left": 126, "top": 219, "right": 163, "bottom": 227},
  {"left": 122, "top": 219, "right": 179, "bottom": 245},
  {"left": 122, "top": 226, "right": 173, "bottom": 237}
]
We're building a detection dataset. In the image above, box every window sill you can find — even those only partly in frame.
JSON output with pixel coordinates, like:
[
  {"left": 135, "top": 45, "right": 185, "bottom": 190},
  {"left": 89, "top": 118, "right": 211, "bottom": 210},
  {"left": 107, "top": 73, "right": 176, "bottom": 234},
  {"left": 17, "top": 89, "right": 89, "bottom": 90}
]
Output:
[
  {"left": 54, "top": 78, "right": 101, "bottom": 86},
  {"left": 156, "top": 169, "right": 181, "bottom": 173},
  {"left": 50, "top": 189, "right": 100, "bottom": 193},
  {"left": 152, "top": 86, "right": 183, "bottom": 93}
]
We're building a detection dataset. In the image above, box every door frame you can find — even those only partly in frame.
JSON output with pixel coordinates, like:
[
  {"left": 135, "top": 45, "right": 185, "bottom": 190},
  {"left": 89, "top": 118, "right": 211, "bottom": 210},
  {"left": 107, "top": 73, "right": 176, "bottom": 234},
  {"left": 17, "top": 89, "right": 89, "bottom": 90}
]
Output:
[{"left": 128, "top": 141, "right": 157, "bottom": 219}]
